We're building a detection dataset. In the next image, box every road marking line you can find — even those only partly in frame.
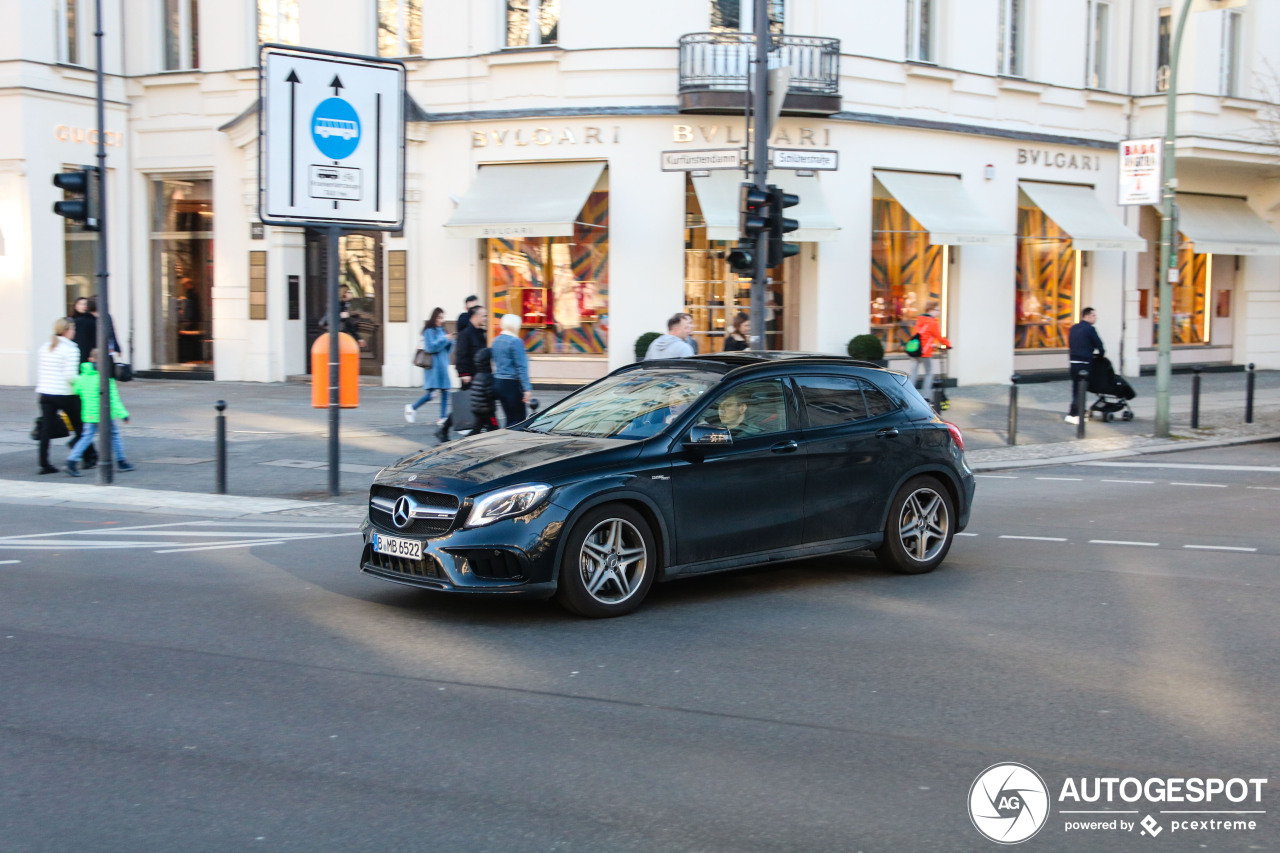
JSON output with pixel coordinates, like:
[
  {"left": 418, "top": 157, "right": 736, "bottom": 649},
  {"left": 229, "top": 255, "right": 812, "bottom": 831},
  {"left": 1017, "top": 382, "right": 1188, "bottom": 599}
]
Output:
[
  {"left": 1247, "top": 486, "right": 1280, "bottom": 491},
  {"left": 0, "top": 560, "right": 20, "bottom": 565},
  {"left": 1000, "top": 535, "right": 1068, "bottom": 542},
  {"left": 89, "top": 530, "right": 318, "bottom": 539},
  {"left": 975, "top": 475, "right": 1018, "bottom": 479},
  {"left": 0, "top": 520, "right": 198, "bottom": 541},
  {"left": 956, "top": 532, "right": 979, "bottom": 537},
  {"left": 1036, "top": 477, "right": 1082, "bottom": 481},
  {"left": 1101, "top": 479, "right": 1154, "bottom": 484},
  {"left": 1184, "top": 544, "right": 1257, "bottom": 553},
  {"left": 155, "top": 540, "right": 290, "bottom": 554},
  {"left": 1080, "top": 461, "right": 1280, "bottom": 473},
  {"left": 1169, "top": 482, "right": 1227, "bottom": 488},
  {"left": 1090, "top": 539, "right": 1159, "bottom": 547}
]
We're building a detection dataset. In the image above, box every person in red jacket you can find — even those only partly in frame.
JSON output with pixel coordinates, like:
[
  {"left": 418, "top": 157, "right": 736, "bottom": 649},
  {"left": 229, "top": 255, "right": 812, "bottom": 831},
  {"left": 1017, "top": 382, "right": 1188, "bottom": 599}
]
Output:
[{"left": 909, "top": 300, "right": 951, "bottom": 402}]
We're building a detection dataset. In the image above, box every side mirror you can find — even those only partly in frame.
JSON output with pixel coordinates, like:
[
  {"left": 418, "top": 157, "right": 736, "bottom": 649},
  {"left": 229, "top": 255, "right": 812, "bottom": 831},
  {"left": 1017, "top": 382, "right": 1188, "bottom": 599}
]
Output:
[{"left": 683, "top": 424, "right": 732, "bottom": 448}]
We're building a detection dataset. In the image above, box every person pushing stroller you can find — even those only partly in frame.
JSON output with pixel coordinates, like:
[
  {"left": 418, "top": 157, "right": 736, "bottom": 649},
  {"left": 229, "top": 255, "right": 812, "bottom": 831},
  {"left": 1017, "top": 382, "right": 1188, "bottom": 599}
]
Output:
[{"left": 1065, "top": 307, "right": 1104, "bottom": 425}]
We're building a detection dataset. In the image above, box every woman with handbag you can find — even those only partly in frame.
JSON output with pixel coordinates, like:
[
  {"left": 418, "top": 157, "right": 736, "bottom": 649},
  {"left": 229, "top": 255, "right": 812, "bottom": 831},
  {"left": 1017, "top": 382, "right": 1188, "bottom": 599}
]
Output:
[
  {"left": 34, "top": 317, "right": 88, "bottom": 475},
  {"left": 404, "top": 307, "right": 453, "bottom": 424}
]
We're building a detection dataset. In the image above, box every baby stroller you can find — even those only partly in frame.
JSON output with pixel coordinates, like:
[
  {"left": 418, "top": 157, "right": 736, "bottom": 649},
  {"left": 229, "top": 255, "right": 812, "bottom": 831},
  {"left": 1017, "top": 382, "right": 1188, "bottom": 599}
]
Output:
[{"left": 1087, "top": 355, "right": 1135, "bottom": 422}]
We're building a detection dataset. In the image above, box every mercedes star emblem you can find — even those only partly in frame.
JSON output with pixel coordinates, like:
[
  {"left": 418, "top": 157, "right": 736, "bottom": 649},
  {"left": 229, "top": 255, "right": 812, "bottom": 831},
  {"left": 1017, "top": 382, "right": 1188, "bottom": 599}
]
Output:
[{"left": 391, "top": 495, "right": 413, "bottom": 529}]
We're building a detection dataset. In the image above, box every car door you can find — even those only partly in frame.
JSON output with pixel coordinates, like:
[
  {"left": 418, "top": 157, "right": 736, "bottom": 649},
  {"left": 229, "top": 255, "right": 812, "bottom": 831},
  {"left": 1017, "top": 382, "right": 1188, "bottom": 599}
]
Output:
[
  {"left": 669, "top": 377, "right": 806, "bottom": 567},
  {"left": 794, "top": 374, "right": 916, "bottom": 543}
]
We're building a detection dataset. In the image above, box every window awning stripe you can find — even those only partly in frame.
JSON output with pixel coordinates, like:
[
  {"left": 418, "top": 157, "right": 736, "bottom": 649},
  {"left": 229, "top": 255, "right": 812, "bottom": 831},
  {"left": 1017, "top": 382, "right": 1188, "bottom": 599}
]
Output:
[
  {"left": 1018, "top": 181, "right": 1146, "bottom": 252},
  {"left": 874, "top": 170, "right": 1014, "bottom": 247},
  {"left": 444, "top": 161, "right": 606, "bottom": 239}
]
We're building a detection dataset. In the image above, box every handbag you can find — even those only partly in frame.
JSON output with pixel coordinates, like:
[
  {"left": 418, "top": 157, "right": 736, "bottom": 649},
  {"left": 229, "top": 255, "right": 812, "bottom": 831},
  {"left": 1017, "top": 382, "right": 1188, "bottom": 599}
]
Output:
[
  {"left": 904, "top": 333, "right": 923, "bottom": 357},
  {"left": 413, "top": 348, "right": 433, "bottom": 369},
  {"left": 32, "top": 414, "right": 71, "bottom": 441},
  {"left": 114, "top": 361, "right": 134, "bottom": 382}
]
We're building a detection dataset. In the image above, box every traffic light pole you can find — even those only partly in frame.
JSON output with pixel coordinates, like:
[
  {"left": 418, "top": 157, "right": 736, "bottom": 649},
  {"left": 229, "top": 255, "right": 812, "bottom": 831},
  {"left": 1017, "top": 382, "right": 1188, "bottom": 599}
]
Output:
[
  {"left": 327, "top": 225, "right": 342, "bottom": 496},
  {"left": 94, "top": 0, "right": 113, "bottom": 484},
  {"left": 749, "top": 0, "right": 769, "bottom": 351}
]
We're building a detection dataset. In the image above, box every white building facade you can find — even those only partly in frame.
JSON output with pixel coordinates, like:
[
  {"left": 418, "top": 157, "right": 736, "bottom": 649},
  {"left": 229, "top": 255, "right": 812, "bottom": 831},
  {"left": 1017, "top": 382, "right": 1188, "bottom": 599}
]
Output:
[{"left": 3, "top": 0, "right": 1280, "bottom": 389}]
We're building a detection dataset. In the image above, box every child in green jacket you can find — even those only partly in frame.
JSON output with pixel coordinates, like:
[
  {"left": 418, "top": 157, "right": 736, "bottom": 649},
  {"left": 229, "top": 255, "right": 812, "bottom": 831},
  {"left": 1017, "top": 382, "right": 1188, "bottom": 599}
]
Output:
[{"left": 66, "top": 351, "right": 134, "bottom": 476}]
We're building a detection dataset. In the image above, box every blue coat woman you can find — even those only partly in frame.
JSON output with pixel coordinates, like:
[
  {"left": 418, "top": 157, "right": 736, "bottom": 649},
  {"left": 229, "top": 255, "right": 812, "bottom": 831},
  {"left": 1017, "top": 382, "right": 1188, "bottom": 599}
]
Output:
[{"left": 404, "top": 308, "right": 454, "bottom": 424}]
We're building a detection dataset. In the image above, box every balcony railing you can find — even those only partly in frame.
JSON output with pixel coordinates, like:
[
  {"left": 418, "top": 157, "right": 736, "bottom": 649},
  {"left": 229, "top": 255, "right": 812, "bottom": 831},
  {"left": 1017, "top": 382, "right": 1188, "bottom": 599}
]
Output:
[{"left": 678, "top": 32, "right": 840, "bottom": 114}]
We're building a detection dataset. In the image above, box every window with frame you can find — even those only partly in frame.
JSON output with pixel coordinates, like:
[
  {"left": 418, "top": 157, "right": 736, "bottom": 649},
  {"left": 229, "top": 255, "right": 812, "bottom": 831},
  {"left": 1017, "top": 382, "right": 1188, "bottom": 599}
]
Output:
[
  {"left": 1154, "top": 238, "right": 1211, "bottom": 345},
  {"left": 695, "top": 379, "right": 791, "bottom": 438},
  {"left": 998, "top": 0, "right": 1025, "bottom": 77},
  {"left": 258, "top": 0, "right": 299, "bottom": 45},
  {"left": 1155, "top": 6, "right": 1172, "bottom": 92},
  {"left": 162, "top": 0, "right": 199, "bottom": 70},
  {"left": 906, "top": 0, "right": 935, "bottom": 63},
  {"left": 1015, "top": 197, "right": 1077, "bottom": 351},
  {"left": 1221, "top": 9, "right": 1242, "bottom": 97},
  {"left": 56, "top": 0, "right": 83, "bottom": 65},
  {"left": 870, "top": 185, "right": 947, "bottom": 355},
  {"left": 377, "top": 0, "right": 422, "bottom": 57},
  {"left": 506, "top": 0, "right": 559, "bottom": 47},
  {"left": 795, "top": 376, "right": 897, "bottom": 428},
  {"left": 709, "top": 0, "right": 784, "bottom": 34},
  {"left": 1087, "top": 0, "right": 1110, "bottom": 89}
]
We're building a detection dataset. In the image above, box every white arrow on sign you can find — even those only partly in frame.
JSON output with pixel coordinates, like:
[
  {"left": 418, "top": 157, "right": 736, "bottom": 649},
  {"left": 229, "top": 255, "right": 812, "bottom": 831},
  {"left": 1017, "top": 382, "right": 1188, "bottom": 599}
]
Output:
[{"left": 260, "top": 46, "right": 405, "bottom": 229}]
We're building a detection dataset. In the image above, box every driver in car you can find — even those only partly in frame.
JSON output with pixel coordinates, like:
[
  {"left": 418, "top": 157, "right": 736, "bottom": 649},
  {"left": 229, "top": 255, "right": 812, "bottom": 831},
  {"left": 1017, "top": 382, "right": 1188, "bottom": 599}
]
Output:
[{"left": 716, "top": 391, "right": 762, "bottom": 438}]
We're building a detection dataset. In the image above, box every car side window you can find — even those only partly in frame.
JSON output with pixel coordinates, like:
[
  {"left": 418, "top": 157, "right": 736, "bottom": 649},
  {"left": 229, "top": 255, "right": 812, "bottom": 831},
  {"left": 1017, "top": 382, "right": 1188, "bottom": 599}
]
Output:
[
  {"left": 861, "top": 380, "right": 897, "bottom": 418},
  {"left": 795, "top": 375, "right": 869, "bottom": 427},
  {"left": 694, "top": 379, "right": 790, "bottom": 439}
]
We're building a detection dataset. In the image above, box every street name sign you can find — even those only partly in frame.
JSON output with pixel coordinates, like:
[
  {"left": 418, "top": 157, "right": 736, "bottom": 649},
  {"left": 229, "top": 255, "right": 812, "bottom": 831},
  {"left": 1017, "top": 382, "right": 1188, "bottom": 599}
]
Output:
[
  {"left": 1118, "top": 138, "right": 1162, "bottom": 206},
  {"left": 660, "top": 148, "right": 744, "bottom": 171},
  {"left": 260, "top": 45, "right": 405, "bottom": 229},
  {"left": 771, "top": 148, "right": 838, "bottom": 171}
]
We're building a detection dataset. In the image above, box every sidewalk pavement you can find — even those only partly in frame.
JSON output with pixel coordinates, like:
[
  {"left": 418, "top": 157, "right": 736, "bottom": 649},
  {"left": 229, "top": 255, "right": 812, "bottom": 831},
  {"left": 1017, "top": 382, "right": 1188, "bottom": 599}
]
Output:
[{"left": 1, "top": 369, "right": 1276, "bottom": 516}]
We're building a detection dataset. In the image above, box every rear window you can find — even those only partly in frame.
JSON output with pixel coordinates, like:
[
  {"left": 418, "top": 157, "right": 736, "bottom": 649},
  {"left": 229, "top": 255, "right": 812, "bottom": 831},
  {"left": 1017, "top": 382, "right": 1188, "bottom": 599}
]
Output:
[{"left": 796, "top": 375, "right": 898, "bottom": 427}]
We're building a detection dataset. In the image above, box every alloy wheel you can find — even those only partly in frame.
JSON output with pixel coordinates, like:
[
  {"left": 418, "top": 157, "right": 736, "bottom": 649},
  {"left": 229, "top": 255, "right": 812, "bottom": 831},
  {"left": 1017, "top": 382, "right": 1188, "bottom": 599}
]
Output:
[
  {"left": 897, "top": 487, "right": 950, "bottom": 563},
  {"left": 578, "top": 518, "right": 648, "bottom": 605}
]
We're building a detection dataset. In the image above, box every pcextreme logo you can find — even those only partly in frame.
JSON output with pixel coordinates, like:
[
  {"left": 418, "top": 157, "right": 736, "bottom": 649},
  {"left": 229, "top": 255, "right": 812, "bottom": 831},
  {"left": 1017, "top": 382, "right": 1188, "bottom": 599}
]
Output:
[{"left": 969, "top": 763, "right": 1269, "bottom": 844}]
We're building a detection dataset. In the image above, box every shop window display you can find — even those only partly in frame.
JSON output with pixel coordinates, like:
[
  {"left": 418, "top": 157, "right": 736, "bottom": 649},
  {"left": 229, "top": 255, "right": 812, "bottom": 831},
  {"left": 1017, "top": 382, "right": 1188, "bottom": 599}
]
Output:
[
  {"left": 1156, "top": 240, "right": 1209, "bottom": 345},
  {"left": 1015, "top": 203, "right": 1075, "bottom": 349},
  {"left": 486, "top": 190, "right": 608, "bottom": 355},
  {"left": 151, "top": 177, "right": 213, "bottom": 368},
  {"left": 870, "top": 196, "right": 944, "bottom": 353}
]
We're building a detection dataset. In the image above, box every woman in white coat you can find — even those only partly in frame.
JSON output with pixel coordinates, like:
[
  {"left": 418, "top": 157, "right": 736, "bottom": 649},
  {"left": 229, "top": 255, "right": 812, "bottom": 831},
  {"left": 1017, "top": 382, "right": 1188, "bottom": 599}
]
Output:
[{"left": 35, "top": 317, "right": 88, "bottom": 474}]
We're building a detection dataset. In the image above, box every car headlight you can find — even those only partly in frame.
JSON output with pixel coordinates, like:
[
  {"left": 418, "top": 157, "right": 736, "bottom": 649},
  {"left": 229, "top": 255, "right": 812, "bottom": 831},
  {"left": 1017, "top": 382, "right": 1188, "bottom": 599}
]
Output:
[{"left": 465, "top": 484, "right": 551, "bottom": 528}]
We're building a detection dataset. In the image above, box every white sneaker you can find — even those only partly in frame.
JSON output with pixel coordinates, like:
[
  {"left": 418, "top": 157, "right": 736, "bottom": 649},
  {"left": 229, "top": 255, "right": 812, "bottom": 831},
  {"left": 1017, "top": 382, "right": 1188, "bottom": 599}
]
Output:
[
  {"left": 403, "top": 404, "right": 416, "bottom": 424},
  {"left": 436, "top": 418, "right": 448, "bottom": 426},
  {"left": 1064, "top": 415, "right": 1080, "bottom": 425}
]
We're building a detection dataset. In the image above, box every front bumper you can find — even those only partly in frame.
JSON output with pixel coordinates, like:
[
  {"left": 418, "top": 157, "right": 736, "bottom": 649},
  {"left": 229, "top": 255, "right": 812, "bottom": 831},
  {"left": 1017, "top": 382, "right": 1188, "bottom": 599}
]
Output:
[{"left": 359, "top": 502, "right": 569, "bottom": 598}]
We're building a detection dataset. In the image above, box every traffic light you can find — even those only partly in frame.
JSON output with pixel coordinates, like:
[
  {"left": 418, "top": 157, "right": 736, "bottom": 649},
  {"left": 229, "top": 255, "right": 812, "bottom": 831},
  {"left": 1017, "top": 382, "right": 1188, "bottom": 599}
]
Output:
[
  {"left": 739, "top": 182, "right": 769, "bottom": 242},
  {"left": 52, "top": 167, "right": 100, "bottom": 231},
  {"left": 766, "top": 184, "right": 799, "bottom": 267},
  {"left": 726, "top": 242, "right": 756, "bottom": 276}
]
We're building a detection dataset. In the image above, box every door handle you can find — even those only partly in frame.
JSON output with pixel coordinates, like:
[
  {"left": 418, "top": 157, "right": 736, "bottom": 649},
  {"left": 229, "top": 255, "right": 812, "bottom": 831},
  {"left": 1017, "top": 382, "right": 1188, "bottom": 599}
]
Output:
[
  {"left": 770, "top": 440, "right": 799, "bottom": 453},
  {"left": 876, "top": 428, "right": 900, "bottom": 438}
]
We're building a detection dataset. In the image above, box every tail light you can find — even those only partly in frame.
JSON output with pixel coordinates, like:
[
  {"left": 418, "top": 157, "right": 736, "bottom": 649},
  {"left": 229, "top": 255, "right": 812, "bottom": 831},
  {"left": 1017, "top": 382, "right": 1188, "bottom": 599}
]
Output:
[{"left": 944, "top": 421, "right": 965, "bottom": 452}]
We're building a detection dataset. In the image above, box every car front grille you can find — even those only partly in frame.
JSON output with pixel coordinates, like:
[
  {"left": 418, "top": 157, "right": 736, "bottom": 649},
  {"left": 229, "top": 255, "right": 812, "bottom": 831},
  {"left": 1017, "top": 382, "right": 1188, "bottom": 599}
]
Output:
[
  {"left": 362, "top": 543, "right": 444, "bottom": 580},
  {"left": 368, "top": 485, "right": 461, "bottom": 538}
]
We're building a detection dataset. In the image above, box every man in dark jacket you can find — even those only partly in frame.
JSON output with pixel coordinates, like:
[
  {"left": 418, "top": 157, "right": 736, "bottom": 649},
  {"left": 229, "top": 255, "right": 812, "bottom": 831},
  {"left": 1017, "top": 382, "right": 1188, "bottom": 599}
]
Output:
[
  {"left": 455, "top": 295, "right": 479, "bottom": 334},
  {"left": 438, "top": 306, "right": 488, "bottom": 441},
  {"left": 1066, "top": 306, "right": 1104, "bottom": 424}
]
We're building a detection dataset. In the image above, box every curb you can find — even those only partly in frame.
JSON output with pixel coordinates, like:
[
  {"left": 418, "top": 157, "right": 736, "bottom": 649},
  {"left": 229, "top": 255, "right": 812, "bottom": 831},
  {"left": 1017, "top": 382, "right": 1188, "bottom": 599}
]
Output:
[
  {"left": 0, "top": 479, "right": 365, "bottom": 519},
  {"left": 968, "top": 432, "right": 1280, "bottom": 471}
]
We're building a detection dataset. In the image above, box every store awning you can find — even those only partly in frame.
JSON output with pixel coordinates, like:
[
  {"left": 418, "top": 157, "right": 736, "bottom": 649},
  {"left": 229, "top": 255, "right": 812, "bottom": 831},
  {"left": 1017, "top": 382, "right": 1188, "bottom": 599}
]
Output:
[
  {"left": 873, "top": 171, "right": 1013, "bottom": 246},
  {"left": 444, "top": 161, "right": 606, "bottom": 238},
  {"left": 691, "top": 171, "right": 839, "bottom": 242},
  {"left": 1173, "top": 194, "right": 1280, "bottom": 256},
  {"left": 1019, "top": 181, "right": 1146, "bottom": 252}
]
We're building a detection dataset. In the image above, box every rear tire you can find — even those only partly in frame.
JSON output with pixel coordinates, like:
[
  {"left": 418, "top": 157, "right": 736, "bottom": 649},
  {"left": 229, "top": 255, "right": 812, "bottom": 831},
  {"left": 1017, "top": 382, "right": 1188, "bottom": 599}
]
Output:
[
  {"left": 875, "top": 476, "right": 955, "bottom": 575},
  {"left": 556, "top": 504, "right": 657, "bottom": 618},
  {"left": 1122, "top": 409, "right": 1134, "bottom": 421}
]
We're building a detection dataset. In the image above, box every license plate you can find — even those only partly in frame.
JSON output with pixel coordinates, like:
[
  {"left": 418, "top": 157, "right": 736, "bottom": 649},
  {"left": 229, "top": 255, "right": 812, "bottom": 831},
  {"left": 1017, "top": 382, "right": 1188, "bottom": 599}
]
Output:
[{"left": 373, "top": 532, "right": 423, "bottom": 561}]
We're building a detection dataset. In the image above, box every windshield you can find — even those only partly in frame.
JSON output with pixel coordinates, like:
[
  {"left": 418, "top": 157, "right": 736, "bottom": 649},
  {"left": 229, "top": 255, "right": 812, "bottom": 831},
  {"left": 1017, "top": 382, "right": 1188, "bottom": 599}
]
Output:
[{"left": 522, "top": 369, "right": 719, "bottom": 439}]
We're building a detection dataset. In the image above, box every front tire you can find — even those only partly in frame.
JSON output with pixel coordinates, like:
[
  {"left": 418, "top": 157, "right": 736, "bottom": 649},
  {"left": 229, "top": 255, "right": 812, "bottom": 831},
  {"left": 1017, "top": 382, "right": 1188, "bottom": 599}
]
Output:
[
  {"left": 556, "top": 504, "right": 657, "bottom": 618},
  {"left": 875, "top": 476, "right": 955, "bottom": 575}
]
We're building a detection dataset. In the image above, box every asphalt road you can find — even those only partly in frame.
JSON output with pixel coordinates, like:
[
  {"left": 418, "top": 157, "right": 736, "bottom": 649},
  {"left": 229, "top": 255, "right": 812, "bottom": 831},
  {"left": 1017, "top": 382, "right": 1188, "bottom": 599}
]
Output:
[{"left": 0, "top": 444, "right": 1277, "bottom": 852}]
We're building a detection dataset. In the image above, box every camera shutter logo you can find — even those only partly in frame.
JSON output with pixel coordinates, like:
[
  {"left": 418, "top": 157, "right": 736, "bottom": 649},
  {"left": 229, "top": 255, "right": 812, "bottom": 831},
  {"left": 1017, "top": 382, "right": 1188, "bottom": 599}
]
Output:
[{"left": 969, "top": 763, "right": 1050, "bottom": 844}]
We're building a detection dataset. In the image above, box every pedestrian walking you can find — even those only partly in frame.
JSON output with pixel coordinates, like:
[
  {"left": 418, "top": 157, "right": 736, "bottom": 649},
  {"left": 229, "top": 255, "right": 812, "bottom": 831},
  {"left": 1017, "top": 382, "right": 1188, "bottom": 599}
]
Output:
[
  {"left": 1065, "top": 306, "right": 1104, "bottom": 425},
  {"left": 438, "top": 305, "right": 488, "bottom": 441},
  {"left": 468, "top": 346, "right": 500, "bottom": 433},
  {"left": 491, "top": 313, "right": 532, "bottom": 426},
  {"left": 65, "top": 350, "right": 134, "bottom": 476},
  {"left": 644, "top": 312, "right": 696, "bottom": 360},
  {"left": 907, "top": 300, "right": 951, "bottom": 402},
  {"left": 404, "top": 307, "right": 453, "bottom": 425},
  {"left": 456, "top": 295, "right": 480, "bottom": 332},
  {"left": 723, "top": 311, "right": 750, "bottom": 352},
  {"left": 319, "top": 286, "right": 364, "bottom": 348},
  {"left": 70, "top": 297, "right": 120, "bottom": 364},
  {"left": 34, "top": 317, "right": 89, "bottom": 475}
]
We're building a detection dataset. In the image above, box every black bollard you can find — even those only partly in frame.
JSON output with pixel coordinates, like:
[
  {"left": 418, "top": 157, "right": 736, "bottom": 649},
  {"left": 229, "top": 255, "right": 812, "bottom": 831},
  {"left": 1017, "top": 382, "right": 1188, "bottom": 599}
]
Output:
[
  {"left": 215, "top": 400, "right": 227, "bottom": 495},
  {"left": 1246, "top": 363, "right": 1256, "bottom": 424},
  {"left": 1190, "top": 367, "right": 1202, "bottom": 429},
  {"left": 1075, "top": 369, "right": 1089, "bottom": 439},
  {"left": 1008, "top": 374, "right": 1020, "bottom": 446}
]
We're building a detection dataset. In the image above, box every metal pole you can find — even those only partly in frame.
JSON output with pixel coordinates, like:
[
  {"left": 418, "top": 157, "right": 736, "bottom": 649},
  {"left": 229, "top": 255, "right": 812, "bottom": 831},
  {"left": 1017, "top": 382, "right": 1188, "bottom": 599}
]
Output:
[
  {"left": 749, "top": 0, "right": 769, "bottom": 351},
  {"left": 1075, "top": 369, "right": 1089, "bottom": 439},
  {"left": 214, "top": 400, "right": 227, "bottom": 494},
  {"left": 1190, "top": 366, "right": 1202, "bottom": 429},
  {"left": 1245, "top": 362, "right": 1255, "bottom": 424},
  {"left": 94, "top": 0, "right": 113, "bottom": 484},
  {"left": 1007, "top": 374, "right": 1019, "bottom": 446},
  {"left": 1155, "top": 0, "right": 1193, "bottom": 438},
  {"left": 327, "top": 225, "right": 341, "bottom": 496}
]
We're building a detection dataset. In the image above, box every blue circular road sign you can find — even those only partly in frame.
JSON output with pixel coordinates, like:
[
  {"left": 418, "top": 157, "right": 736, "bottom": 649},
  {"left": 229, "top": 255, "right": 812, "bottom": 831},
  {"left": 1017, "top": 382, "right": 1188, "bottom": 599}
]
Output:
[{"left": 311, "top": 98, "right": 361, "bottom": 160}]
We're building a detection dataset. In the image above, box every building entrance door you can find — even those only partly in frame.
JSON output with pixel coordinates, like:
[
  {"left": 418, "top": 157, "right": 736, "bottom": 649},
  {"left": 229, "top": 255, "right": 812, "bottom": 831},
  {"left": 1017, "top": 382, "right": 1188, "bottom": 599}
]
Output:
[{"left": 305, "top": 230, "right": 383, "bottom": 377}]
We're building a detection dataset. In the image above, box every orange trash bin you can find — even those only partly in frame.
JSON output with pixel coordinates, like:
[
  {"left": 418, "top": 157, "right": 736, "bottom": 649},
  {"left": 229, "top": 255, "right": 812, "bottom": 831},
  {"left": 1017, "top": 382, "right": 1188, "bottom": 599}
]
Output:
[{"left": 311, "top": 332, "right": 360, "bottom": 408}]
